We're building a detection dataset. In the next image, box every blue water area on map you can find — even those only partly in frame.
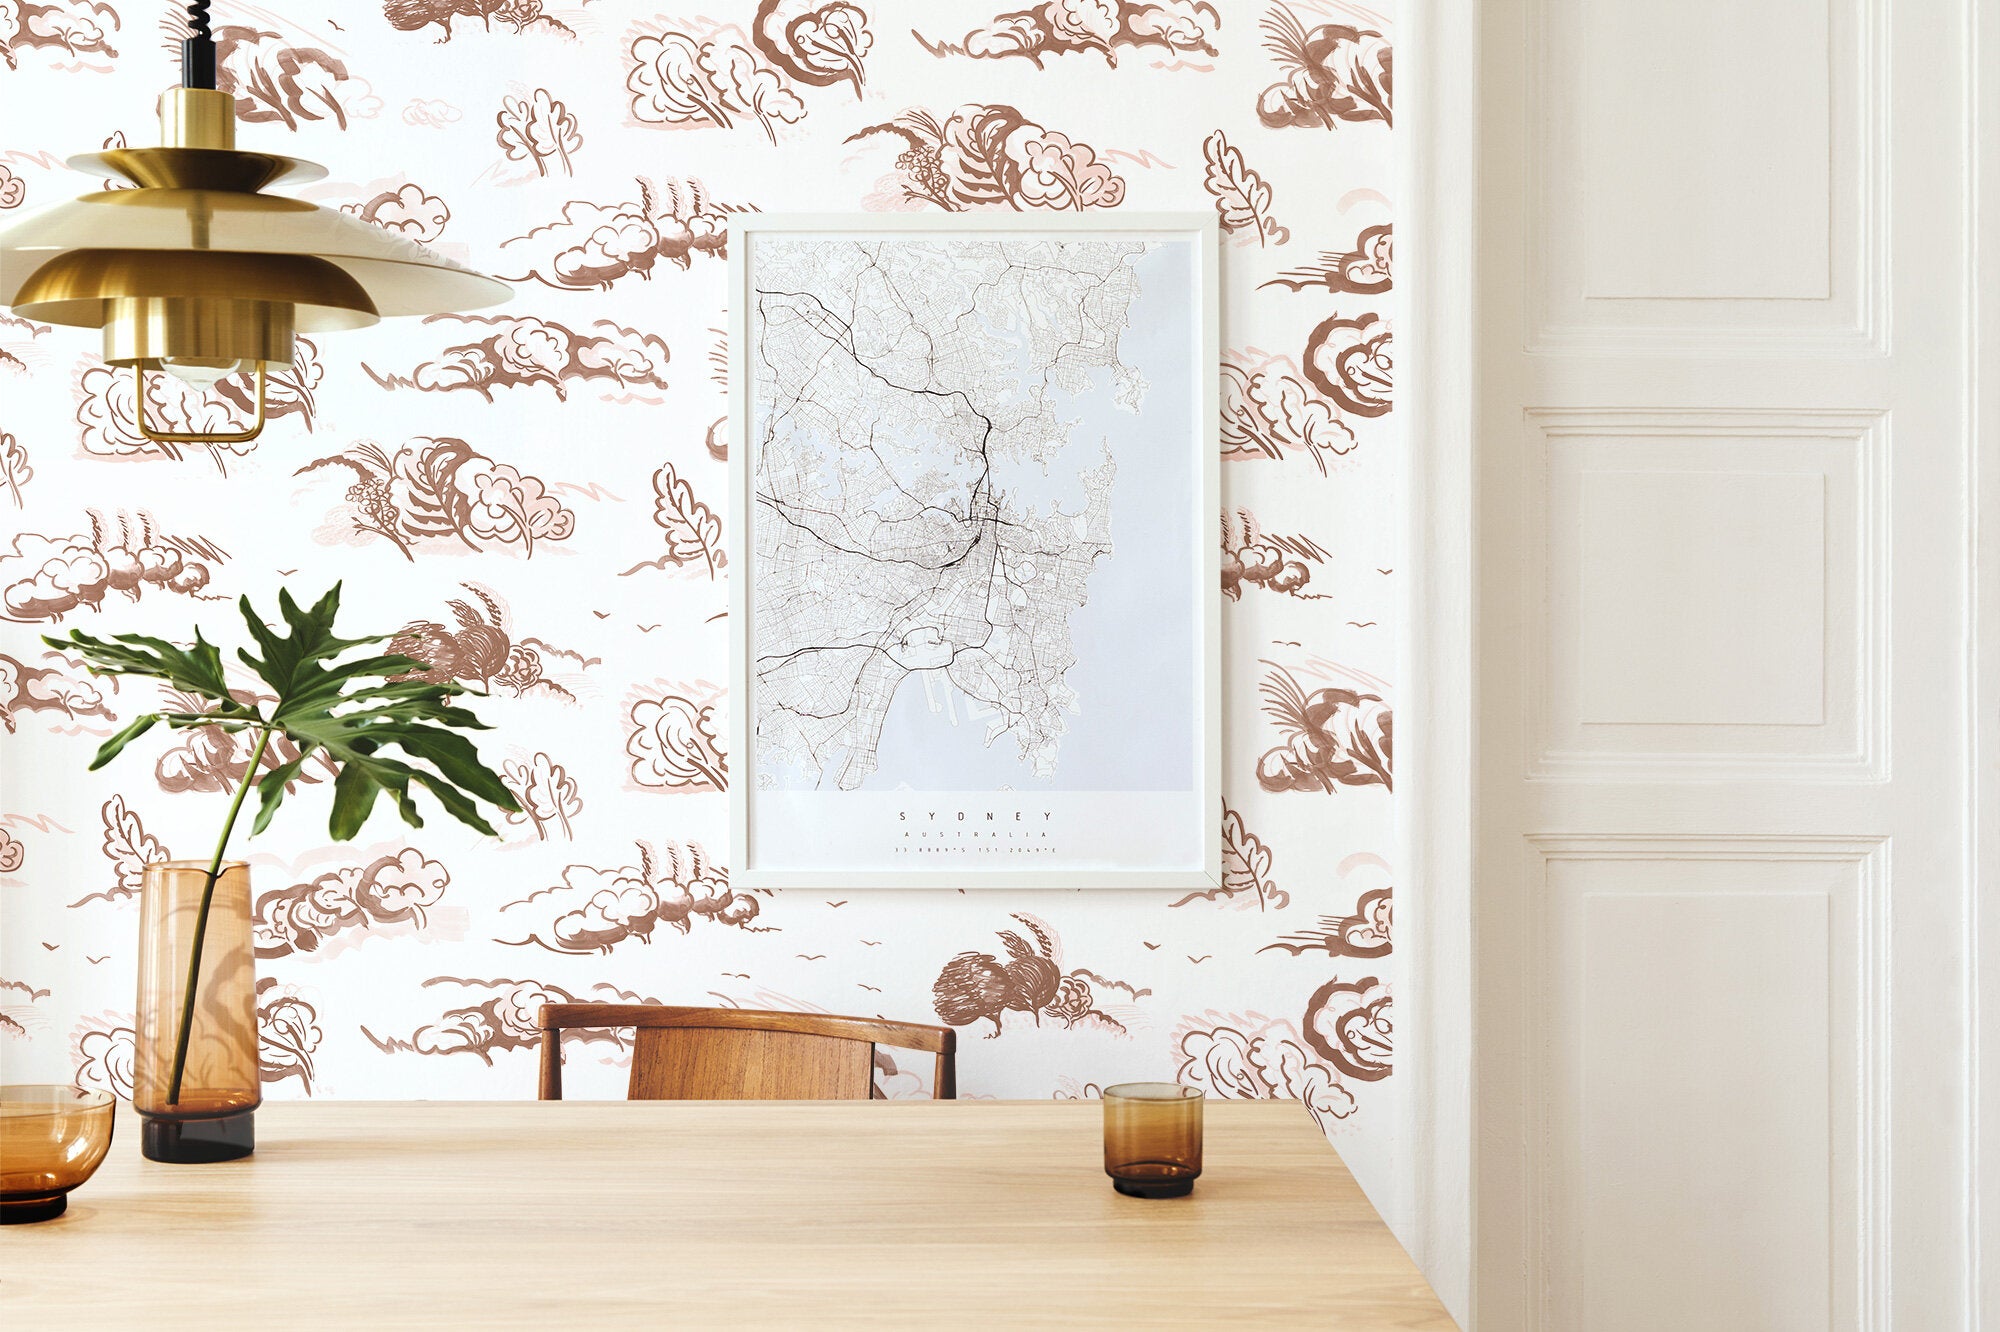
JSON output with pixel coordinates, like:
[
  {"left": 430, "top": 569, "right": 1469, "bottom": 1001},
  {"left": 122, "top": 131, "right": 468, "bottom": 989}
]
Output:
[{"left": 856, "top": 239, "right": 1200, "bottom": 793}]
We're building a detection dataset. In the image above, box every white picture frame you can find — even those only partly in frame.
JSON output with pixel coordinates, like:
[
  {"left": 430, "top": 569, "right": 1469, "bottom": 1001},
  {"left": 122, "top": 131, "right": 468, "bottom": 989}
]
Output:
[{"left": 727, "top": 213, "right": 1220, "bottom": 890}]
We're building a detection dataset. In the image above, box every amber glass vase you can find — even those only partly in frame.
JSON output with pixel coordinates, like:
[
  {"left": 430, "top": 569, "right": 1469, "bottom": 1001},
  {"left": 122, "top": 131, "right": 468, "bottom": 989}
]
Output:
[{"left": 134, "top": 861, "right": 259, "bottom": 1163}]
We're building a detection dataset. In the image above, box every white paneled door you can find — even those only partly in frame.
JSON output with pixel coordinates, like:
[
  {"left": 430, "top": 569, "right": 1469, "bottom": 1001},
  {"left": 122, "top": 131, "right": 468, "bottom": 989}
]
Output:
[{"left": 1445, "top": 0, "right": 1986, "bottom": 1326}]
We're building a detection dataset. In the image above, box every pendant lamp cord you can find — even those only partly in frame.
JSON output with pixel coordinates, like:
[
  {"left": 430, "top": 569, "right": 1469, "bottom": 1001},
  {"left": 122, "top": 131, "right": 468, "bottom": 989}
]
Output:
[{"left": 181, "top": 0, "right": 215, "bottom": 90}]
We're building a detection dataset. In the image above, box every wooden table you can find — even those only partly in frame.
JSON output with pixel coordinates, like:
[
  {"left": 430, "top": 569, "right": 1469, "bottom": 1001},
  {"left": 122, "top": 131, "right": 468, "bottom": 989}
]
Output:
[{"left": 1, "top": 1100, "right": 1454, "bottom": 1329}]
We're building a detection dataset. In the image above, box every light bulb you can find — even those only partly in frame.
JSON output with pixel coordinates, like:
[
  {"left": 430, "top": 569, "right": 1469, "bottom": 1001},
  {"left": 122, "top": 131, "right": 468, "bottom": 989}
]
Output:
[{"left": 160, "top": 357, "right": 248, "bottom": 388}]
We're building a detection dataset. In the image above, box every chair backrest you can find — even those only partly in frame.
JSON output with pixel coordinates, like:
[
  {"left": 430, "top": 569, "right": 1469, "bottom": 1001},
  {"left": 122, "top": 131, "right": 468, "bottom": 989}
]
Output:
[{"left": 535, "top": 1004, "right": 957, "bottom": 1101}]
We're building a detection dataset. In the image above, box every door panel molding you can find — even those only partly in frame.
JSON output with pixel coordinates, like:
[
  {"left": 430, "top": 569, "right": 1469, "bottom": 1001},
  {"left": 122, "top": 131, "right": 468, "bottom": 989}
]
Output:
[
  {"left": 1524, "top": 0, "right": 1888, "bottom": 354},
  {"left": 1523, "top": 410, "right": 1888, "bottom": 781},
  {"left": 1526, "top": 836, "right": 1889, "bottom": 1330}
]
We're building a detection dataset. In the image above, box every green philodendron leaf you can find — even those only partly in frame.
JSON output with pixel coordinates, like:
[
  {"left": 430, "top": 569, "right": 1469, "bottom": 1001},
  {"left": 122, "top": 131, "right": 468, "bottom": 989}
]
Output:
[
  {"left": 46, "top": 626, "right": 242, "bottom": 712},
  {"left": 250, "top": 749, "right": 315, "bottom": 836},
  {"left": 60, "top": 581, "right": 520, "bottom": 844},
  {"left": 85, "top": 713, "right": 164, "bottom": 770}
]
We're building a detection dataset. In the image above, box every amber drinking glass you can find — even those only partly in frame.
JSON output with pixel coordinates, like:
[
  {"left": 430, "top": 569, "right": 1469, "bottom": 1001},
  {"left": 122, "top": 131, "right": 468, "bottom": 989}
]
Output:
[
  {"left": 1103, "top": 1082, "right": 1204, "bottom": 1198},
  {"left": 135, "top": 861, "right": 259, "bottom": 1163},
  {"left": 0, "top": 1086, "right": 116, "bottom": 1223}
]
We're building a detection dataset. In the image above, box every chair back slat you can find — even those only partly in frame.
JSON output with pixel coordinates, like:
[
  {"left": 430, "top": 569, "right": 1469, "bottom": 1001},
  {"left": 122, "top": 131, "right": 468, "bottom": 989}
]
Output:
[
  {"left": 534, "top": 1004, "right": 957, "bottom": 1102},
  {"left": 628, "top": 1026, "right": 874, "bottom": 1100}
]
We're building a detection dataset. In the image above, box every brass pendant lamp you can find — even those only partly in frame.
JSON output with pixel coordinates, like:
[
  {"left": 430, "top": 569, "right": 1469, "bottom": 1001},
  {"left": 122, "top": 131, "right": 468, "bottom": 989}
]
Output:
[{"left": 0, "top": 2, "right": 508, "bottom": 444}]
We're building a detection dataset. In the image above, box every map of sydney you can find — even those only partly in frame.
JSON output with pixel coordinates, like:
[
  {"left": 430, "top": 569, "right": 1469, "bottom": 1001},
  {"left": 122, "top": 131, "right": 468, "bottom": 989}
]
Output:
[{"left": 749, "top": 236, "right": 1159, "bottom": 792}]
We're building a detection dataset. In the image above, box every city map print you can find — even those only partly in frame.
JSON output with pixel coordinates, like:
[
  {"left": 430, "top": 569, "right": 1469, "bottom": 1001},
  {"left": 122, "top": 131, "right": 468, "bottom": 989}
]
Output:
[{"left": 739, "top": 224, "right": 1213, "bottom": 886}]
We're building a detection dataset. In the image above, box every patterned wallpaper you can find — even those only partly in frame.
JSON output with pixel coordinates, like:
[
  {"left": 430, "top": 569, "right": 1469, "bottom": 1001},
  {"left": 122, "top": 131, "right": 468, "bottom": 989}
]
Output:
[{"left": 0, "top": 0, "right": 1399, "bottom": 1215}]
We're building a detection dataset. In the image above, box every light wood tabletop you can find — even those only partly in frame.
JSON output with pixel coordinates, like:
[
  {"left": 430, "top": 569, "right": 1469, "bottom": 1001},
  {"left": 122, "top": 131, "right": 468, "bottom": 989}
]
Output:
[{"left": 1, "top": 1099, "right": 1455, "bottom": 1330}]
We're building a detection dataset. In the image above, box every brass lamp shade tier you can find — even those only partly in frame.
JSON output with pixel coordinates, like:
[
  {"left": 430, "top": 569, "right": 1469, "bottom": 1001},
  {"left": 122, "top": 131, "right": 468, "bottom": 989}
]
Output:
[
  {"left": 15, "top": 250, "right": 375, "bottom": 345},
  {"left": 0, "top": 87, "right": 510, "bottom": 442},
  {"left": 70, "top": 147, "right": 326, "bottom": 193},
  {"left": 101, "top": 297, "right": 300, "bottom": 373}
]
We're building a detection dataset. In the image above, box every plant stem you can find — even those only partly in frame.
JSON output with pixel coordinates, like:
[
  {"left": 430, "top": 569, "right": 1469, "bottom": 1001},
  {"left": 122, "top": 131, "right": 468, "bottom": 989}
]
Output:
[{"left": 167, "top": 724, "right": 272, "bottom": 1107}]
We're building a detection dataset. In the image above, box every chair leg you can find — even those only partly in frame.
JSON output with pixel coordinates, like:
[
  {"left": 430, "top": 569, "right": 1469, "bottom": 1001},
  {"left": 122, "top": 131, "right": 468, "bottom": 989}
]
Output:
[
  {"left": 935, "top": 1050, "right": 956, "bottom": 1100},
  {"left": 538, "top": 1029, "right": 563, "bottom": 1100}
]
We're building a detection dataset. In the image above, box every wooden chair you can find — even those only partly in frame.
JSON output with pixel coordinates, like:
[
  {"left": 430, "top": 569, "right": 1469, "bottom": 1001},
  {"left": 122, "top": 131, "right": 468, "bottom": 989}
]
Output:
[{"left": 535, "top": 1004, "right": 957, "bottom": 1101}]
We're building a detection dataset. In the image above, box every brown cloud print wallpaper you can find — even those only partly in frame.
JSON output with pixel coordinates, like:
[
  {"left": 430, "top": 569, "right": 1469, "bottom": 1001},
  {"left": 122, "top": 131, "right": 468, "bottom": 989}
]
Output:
[{"left": 0, "top": 0, "right": 1400, "bottom": 1217}]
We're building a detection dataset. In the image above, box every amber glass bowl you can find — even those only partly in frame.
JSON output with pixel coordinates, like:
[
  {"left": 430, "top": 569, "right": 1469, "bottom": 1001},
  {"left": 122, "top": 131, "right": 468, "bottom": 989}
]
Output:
[{"left": 0, "top": 1085, "right": 116, "bottom": 1223}]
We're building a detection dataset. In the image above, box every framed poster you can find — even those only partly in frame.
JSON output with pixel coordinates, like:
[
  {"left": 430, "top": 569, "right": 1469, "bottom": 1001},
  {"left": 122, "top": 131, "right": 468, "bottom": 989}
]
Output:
[{"left": 728, "top": 214, "right": 1219, "bottom": 890}]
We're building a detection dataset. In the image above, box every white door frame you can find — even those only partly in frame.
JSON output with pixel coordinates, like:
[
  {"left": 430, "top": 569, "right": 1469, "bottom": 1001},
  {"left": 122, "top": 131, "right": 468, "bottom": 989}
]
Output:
[
  {"left": 1397, "top": 0, "right": 1995, "bottom": 1325},
  {"left": 1397, "top": 0, "right": 1480, "bottom": 1321},
  {"left": 1973, "top": 8, "right": 1999, "bottom": 1325}
]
